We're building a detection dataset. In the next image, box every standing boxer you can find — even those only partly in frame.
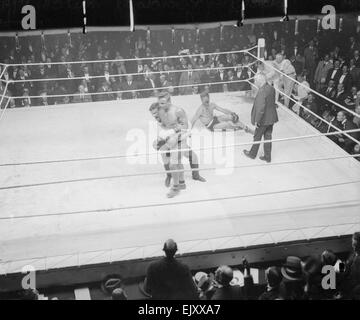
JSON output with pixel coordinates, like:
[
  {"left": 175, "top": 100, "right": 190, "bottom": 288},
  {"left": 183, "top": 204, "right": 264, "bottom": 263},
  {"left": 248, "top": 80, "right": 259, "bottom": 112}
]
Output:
[
  {"left": 149, "top": 101, "right": 206, "bottom": 188},
  {"left": 154, "top": 92, "right": 205, "bottom": 198}
]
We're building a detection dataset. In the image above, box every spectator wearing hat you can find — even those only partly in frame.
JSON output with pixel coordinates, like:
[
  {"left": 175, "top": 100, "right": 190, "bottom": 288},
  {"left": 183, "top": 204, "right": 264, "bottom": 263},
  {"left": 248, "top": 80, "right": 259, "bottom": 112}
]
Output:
[
  {"left": 259, "top": 266, "right": 283, "bottom": 300},
  {"left": 144, "top": 239, "right": 198, "bottom": 300},
  {"left": 101, "top": 274, "right": 123, "bottom": 299},
  {"left": 280, "top": 256, "right": 305, "bottom": 300}
]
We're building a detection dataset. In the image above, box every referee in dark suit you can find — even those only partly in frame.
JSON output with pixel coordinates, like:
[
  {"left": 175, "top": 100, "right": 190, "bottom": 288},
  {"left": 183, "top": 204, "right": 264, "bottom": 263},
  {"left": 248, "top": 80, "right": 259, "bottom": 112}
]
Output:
[{"left": 244, "top": 73, "right": 279, "bottom": 163}]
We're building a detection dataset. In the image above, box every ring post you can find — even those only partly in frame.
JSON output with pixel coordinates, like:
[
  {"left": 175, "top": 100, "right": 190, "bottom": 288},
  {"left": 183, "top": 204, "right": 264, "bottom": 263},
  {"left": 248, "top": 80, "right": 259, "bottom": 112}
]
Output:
[{"left": 257, "top": 38, "right": 265, "bottom": 61}]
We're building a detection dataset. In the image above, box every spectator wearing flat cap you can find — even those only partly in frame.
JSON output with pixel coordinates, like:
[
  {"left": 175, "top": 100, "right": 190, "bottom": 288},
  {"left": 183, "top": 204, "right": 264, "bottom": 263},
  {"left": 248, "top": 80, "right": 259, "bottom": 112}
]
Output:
[
  {"left": 144, "top": 239, "right": 198, "bottom": 300},
  {"left": 280, "top": 256, "right": 306, "bottom": 300},
  {"left": 259, "top": 266, "right": 283, "bottom": 300}
]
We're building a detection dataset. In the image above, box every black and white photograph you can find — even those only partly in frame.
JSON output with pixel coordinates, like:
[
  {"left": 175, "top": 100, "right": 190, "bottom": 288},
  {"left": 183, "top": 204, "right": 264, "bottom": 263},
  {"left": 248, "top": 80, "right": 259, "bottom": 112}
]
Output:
[{"left": 0, "top": 0, "right": 360, "bottom": 306}]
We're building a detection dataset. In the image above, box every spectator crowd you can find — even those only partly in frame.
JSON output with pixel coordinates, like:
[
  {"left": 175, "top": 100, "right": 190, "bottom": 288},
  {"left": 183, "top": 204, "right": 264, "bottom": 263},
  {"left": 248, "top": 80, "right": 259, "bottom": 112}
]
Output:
[
  {"left": 140, "top": 232, "right": 360, "bottom": 300},
  {"left": 14, "top": 232, "right": 360, "bottom": 300}
]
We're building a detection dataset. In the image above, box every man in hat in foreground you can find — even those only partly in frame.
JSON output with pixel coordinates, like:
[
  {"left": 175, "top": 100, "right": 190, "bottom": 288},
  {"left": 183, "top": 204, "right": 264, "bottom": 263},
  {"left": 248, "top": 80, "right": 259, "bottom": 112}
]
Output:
[{"left": 280, "top": 256, "right": 306, "bottom": 300}]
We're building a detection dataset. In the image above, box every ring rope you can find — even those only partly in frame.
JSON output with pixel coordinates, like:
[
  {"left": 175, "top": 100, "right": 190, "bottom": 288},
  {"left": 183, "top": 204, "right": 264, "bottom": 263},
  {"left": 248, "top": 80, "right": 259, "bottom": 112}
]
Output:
[
  {"left": 1, "top": 153, "right": 359, "bottom": 191},
  {"left": 0, "top": 128, "right": 359, "bottom": 167},
  {"left": 6, "top": 45, "right": 259, "bottom": 67},
  {"left": 247, "top": 80, "right": 360, "bottom": 146},
  {"left": 1, "top": 179, "right": 359, "bottom": 221},
  {"left": 1, "top": 202, "right": 359, "bottom": 267},
  {"left": 3, "top": 78, "right": 256, "bottom": 100},
  {"left": 5, "top": 62, "right": 259, "bottom": 84},
  {"left": 0, "top": 78, "right": 255, "bottom": 124},
  {"left": 0, "top": 66, "right": 7, "bottom": 79},
  {"left": 247, "top": 51, "right": 360, "bottom": 119},
  {"left": 3, "top": 207, "right": 359, "bottom": 265}
]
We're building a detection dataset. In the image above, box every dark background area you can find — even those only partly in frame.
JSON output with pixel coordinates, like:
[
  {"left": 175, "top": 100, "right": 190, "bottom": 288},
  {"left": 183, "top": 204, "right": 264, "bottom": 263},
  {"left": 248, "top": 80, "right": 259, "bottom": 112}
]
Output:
[{"left": 0, "top": 0, "right": 359, "bottom": 31}]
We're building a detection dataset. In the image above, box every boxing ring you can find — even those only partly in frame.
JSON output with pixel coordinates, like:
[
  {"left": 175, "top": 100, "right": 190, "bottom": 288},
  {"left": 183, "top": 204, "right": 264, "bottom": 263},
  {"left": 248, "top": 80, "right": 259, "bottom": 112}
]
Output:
[{"left": 0, "top": 43, "right": 360, "bottom": 276}]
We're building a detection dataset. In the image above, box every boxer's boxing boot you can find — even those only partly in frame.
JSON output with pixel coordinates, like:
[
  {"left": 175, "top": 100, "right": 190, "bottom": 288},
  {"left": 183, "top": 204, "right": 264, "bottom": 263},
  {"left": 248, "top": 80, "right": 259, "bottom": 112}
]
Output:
[
  {"left": 164, "top": 164, "right": 172, "bottom": 187},
  {"left": 191, "top": 165, "right": 206, "bottom": 182},
  {"left": 167, "top": 185, "right": 180, "bottom": 198},
  {"left": 179, "top": 180, "right": 186, "bottom": 190},
  {"left": 165, "top": 174, "right": 172, "bottom": 187},
  {"left": 188, "top": 152, "right": 206, "bottom": 182}
]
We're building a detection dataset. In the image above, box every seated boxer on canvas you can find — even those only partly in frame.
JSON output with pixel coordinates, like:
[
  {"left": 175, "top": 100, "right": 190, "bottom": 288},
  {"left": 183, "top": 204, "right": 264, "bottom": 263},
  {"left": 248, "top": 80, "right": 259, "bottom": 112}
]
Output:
[
  {"left": 151, "top": 92, "right": 205, "bottom": 198},
  {"left": 191, "top": 91, "right": 255, "bottom": 134}
]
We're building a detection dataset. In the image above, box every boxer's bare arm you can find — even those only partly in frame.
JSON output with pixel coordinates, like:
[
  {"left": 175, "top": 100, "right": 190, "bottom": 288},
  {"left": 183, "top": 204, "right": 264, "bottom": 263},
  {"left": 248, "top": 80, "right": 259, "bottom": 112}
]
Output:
[
  {"left": 213, "top": 103, "right": 232, "bottom": 115},
  {"left": 191, "top": 106, "right": 203, "bottom": 128},
  {"left": 175, "top": 107, "right": 189, "bottom": 131}
]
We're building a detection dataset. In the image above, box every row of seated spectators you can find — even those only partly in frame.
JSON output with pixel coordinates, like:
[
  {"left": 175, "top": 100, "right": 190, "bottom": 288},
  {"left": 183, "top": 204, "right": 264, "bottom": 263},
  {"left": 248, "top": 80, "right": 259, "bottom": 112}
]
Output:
[{"left": 16, "top": 232, "right": 360, "bottom": 300}]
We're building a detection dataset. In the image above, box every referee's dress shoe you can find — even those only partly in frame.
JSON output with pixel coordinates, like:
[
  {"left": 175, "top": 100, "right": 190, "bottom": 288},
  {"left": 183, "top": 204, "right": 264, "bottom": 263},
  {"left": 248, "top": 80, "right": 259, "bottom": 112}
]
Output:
[
  {"left": 243, "top": 150, "right": 255, "bottom": 159},
  {"left": 192, "top": 171, "right": 206, "bottom": 182},
  {"left": 167, "top": 186, "right": 180, "bottom": 198},
  {"left": 259, "top": 156, "right": 271, "bottom": 163}
]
